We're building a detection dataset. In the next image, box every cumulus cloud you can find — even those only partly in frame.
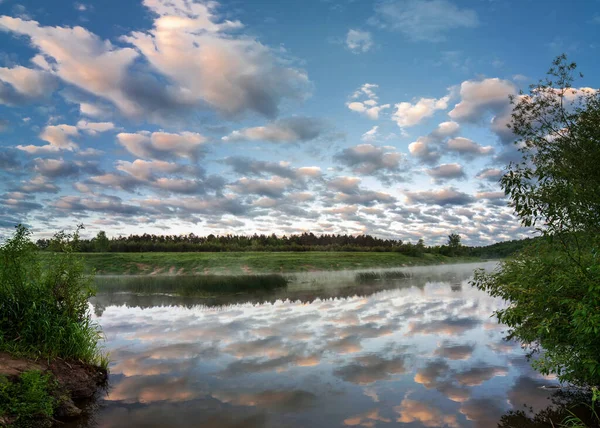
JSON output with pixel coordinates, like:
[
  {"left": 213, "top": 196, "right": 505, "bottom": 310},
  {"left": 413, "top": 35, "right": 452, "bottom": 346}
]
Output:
[
  {"left": 33, "top": 158, "right": 101, "bottom": 178},
  {"left": 0, "top": 65, "right": 57, "bottom": 105},
  {"left": 222, "top": 117, "right": 329, "bottom": 143},
  {"left": 327, "top": 176, "right": 361, "bottom": 194},
  {"left": 475, "top": 167, "right": 503, "bottom": 182},
  {"left": 405, "top": 188, "right": 475, "bottom": 206},
  {"left": 121, "top": 0, "right": 309, "bottom": 119},
  {"left": 347, "top": 83, "right": 390, "bottom": 120},
  {"left": 0, "top": 0, "right": 310, "bottom": 123},
  {"left": 327, "top": 176, "right": 395, "bottom": 206},
  {"left": 449, "top": 78, "right": 517, "bottom": 143},
  {"left": 229, "top": 176, "right": 292, "bottom": 198},
  {"left": 408, "top": 121, "right": 460, "bottom": 164},
  {"left": 425, "top": 163, "right": 466, "bottom": 183},
  {"left": 346, "top": 29, "right": 373, "bottom": 53},
  {"left": 117, "top": 131, "right": 208, "bottom": 160},
  {"left": 17, "top": 124, "right": 79, "bottom": 154},
  {"left": 115, "top": 159, "right": 199, "bottom": 181},
  {"left": 13, "top": 175, "right": 59, "bottom": 193},
  {"left": 224, "top": 157, "right": 321, "bottom": 180},
  {"left": 76, "top": 120, "right": 115, "bottom": 134},
  {"left": 393, "top": 94, "right": 451, "bottom": 128},
  {"left": 447, "top": 137, "right": 494, "bottom": 157},
  {"left": 370, "top": 0, "right": 479, "bottom": 42},
  {"left": 334, "top": 144, "right": 405, "bottom": 182}
]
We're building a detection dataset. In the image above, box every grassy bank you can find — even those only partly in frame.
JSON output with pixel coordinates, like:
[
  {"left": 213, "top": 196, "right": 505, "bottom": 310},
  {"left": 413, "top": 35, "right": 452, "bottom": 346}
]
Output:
[
  {"left": 60, "top": 251, "right": 481, "bottom": 275},
  {"left": 1, "top": 226, "right": 108, "bottom": 427},
  {"left": 95, "top": 274, "right": 288, "bottom": 296}
]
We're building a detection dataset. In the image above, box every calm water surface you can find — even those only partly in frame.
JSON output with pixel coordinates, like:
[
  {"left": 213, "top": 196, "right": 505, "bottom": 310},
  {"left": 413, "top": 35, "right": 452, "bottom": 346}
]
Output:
[{"left": 84, "top": 262, "right": 558, "bottom": 427}]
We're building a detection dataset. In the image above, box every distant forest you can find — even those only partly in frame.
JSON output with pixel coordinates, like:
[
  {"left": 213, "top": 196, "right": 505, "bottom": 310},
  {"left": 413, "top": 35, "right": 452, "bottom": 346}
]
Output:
[{"left": 36, "top": 232, "right": 537, "bottom": 259}]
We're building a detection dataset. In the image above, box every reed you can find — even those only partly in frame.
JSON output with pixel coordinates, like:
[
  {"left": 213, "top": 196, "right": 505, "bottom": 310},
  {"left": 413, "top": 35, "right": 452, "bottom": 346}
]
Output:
[
  {"left": 355, "top": 270, "right": 411, "bottom": 283},
  {"left": 95, "top": 274, "right": 289, "bottom": 295}
]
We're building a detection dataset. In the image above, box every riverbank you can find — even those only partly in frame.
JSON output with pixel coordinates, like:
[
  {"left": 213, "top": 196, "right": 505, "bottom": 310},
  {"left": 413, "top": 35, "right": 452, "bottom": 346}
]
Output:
[
  {"left": 0, "top": 352, "right": 107, "bottom": 426},
  {"left": 54, "top": 252, "right": 482, "bottom": 275}
]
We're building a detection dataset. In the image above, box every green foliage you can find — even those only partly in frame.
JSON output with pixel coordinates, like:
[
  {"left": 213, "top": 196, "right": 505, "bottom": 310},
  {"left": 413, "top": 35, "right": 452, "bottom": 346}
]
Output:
[
  {"left": 0, "top": 225, "right": 105, "bottom": 365},
  {"left": 473, "top": 55, "right": 600, "bottom": 387},
  {"left": 503, "top": 53, "right": 600, "bottom": 235},
  {"left": 561, "top": 388, "right": 600, "bottom": 427},
  {"left": 93, "top": 231, "right": 110, "bottom": 253},
  {"left": 473, "top": 238, "right": 600, "bottom": 385},
  {"left": 0, "top": 370, "right": 57, "bottom": 427}
]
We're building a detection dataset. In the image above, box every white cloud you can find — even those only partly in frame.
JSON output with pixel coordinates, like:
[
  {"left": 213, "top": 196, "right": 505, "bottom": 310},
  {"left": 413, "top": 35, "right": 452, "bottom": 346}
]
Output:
[
  {"left": 348, "top": 83, "right": 390, "bottom": 120},
  {"left": 115, "top": 159, "right": 191, "bottom": 180},
  {"left": 449, "top": 78, "right": 517, "bottom": 143},
  {"left": 346, "top": 29, "right": 373, "bottom": 53},
  {"left": 0, "top": 65, "right": 56, "bottom": 105},
  {"left": 393, "top": 94, "right": 451, "bottom": 128},
  {"left": 76, "top": 120, "right": 115, "bottom": 134},
  {"left": 0, "top": 0, "right": 310, "bottom": 122},
  {"left": 348, "top": 101, "right": 390, "bottom": 120},
  {"left": 361, "top": 126, "right": 379, "bottom": 142},
  {"left": 425, "top": 163, "right": 466, "bottom": 183},
  {"left": 121, "top": 0, "right": 310, "bottom": 118},
  {"left": 17, "top": 124, "right": 79, "bottom": 154},
  {"left": 117, "top": 131, "right": 207, "bottom": 160},
  {"left": 408, "top": 121, "right": 460, "bottom": 164},
  {"left": 335, "top": 143, "right": 403, "bottom": 175},
  {"left": 222, "top": 117, "right": 328, "bottom": 143},
  {"left": 405, "top": 187, "right": 474, "bottom": 206},
  {"left": 447, "top": 137, "right": 494, "bottom": 157}
]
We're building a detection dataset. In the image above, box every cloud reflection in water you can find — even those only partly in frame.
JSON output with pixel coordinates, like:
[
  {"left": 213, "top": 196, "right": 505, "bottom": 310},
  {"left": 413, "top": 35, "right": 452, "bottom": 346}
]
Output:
[{"left": 88, "top": 262, "right": 559, "bottom": 427}]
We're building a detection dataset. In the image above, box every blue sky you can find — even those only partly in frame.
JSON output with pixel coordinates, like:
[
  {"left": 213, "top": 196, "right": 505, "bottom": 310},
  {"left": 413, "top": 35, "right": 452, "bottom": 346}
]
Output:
[{"left": 0, "top": 0, "right": 598, "bottom": 244}]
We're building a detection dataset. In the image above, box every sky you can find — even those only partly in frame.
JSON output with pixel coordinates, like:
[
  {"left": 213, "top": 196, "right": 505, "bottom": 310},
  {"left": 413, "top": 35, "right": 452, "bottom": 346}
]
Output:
[{"left": 0, "top": 0, "right": 598, "bottom": 245}]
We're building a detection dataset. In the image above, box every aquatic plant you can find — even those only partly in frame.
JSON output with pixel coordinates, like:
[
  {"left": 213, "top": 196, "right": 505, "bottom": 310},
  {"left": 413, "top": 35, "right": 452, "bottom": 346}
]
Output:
[
  {"left": 95, "top": 273, "right": 288, "bottom": 296},
  {"left": 355, "top": 270, "right": 411, "bottom": 283}
]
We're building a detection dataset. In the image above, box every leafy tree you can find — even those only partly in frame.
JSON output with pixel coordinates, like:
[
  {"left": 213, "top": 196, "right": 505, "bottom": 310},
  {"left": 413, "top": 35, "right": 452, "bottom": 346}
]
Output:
[
  {"left": 447, "top": 233, "right": 461, "bottom": 254},
  {"left": 94, "top": 230, "right": 110, "bottom": 253},
  {"left": 473, "top": 55, "right": 600, "bottom": 386}
]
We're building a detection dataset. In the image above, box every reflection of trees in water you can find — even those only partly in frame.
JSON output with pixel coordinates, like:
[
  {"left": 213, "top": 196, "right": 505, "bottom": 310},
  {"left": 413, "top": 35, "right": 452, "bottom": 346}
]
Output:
[
  {"left": 498, "top": 390, "right": 598, "bottom": 428},
  {"left": 91, "top": 267, "right": 479, "bottom": 314}
]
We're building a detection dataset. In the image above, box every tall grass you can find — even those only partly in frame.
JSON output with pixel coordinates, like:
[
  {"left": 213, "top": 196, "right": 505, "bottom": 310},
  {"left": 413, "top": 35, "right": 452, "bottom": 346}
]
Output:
[
  {"left": 95, "top": 274, "right": 288, "bottom": 295},
  {"left": 355, "top": 270, "right": 411, "bottom": 283},
  {"left": 0, "top": 225, "right": 106, "bottom": 367}
]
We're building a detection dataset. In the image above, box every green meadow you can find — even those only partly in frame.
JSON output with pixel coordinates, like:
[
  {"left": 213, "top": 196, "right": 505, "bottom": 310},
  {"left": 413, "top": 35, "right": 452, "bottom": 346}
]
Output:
[{"left": 59, "top": 251, "right": 482, "bottom": 276}]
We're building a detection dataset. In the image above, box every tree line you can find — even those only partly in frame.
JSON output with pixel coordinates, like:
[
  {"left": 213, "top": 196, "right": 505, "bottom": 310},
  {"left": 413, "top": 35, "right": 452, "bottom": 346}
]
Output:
[{"left": 34, "top": 230, "right": 535, "bottom": 259}]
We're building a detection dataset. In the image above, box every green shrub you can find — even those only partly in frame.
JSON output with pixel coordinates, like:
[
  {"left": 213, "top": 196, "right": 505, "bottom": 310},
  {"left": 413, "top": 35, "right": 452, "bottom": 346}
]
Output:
[
  {"left": 0, "top": 370, "right": 56, "bottom": 427},
  {"left": 473, "top": 238, "right": 600, "bottom": 386},
  {"left": 0, "top": 225, "right": 105, "bottom": 366}
]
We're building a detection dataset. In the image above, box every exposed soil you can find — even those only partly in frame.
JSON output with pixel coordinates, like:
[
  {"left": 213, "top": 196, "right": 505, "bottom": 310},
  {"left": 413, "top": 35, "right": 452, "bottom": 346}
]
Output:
[{"left": 0, "top": 352, "right": 108, "bottom": 425}]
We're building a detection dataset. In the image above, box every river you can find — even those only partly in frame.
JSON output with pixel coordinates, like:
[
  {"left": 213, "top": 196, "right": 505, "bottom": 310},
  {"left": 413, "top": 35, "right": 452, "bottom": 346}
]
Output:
[{"left": 79, "top": 261, "right": 559, "bottom": 427}]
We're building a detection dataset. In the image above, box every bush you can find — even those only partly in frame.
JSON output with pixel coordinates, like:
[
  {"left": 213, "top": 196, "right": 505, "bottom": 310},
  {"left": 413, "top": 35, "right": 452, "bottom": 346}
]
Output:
[
  {"left": 0, "top": 370, "right": 56, "bottom": 428},
  {"left": 0, "top": 225, "right": 105, "bottom": 365},
  {"left": 473, "top": 237, "right": 600, "bottom": 386}
]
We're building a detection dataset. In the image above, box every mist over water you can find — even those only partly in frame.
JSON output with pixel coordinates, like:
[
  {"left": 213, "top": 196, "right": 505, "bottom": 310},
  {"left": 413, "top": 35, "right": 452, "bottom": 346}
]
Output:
[{"left": 82, "top": 262, "right": 558, "bottom": 427}]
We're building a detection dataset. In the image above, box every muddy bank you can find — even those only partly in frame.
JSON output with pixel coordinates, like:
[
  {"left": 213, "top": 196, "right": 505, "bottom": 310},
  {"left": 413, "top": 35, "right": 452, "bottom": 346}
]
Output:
[{"left": 0, "top": 352, "right": 107, "bottom": 426}]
